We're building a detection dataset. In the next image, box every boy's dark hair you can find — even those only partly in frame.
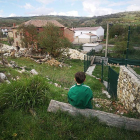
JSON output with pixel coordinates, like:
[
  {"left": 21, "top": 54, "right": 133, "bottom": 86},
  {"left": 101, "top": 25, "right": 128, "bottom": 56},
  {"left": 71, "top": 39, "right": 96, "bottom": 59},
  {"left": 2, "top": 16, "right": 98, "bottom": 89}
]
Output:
[{"left": 75, "top": 72, "right": 86, "bottom": 84}]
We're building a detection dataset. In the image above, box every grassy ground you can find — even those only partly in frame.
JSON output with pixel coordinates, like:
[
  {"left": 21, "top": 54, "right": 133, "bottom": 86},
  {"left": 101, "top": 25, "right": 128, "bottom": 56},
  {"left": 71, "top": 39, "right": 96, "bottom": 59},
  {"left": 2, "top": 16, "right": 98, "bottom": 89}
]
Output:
[
  {"left": 0, "top": 57, "right": 140, "bottom": 139},
  {"left": 132, "top": 67, "right": 140, "bottom": 75},
  {"left": 92, "top": 64, "right": 120, "bottom": 81}
]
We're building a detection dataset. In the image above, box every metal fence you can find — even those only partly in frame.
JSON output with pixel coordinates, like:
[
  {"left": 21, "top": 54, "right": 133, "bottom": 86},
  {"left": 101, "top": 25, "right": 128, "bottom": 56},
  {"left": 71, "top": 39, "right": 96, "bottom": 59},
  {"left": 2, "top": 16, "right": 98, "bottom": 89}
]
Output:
[
  {"left": 101, "top": 60, "right": 119, "bottom": 99},
  {"left": 84, "top": 49, "right": 95, "bottom": 72},
  {"left": 108, "top": 58, "right": 140, "bottom": 66},
  {"left": 107, "top": 66, "right": 119, "bottom": 98}
]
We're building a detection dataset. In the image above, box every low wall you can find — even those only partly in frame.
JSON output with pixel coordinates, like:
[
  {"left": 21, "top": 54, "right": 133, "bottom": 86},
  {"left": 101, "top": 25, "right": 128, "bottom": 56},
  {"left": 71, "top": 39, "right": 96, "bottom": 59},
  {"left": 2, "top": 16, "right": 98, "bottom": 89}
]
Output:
[
  {"left": 94, "top": 56, "right": 108, "bottom": 65},
  {"left": 117, "top": 66, "right": 140, "bottom": 114}
]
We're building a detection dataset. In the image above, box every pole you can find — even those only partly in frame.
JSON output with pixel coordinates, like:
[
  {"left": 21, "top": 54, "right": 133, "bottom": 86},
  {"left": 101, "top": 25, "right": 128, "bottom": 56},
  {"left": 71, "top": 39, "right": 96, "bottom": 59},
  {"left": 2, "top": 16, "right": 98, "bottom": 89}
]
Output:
[
  {"left": 101, "top": 60, "right": 104, "bottom": 83},
  {"left": 105, "top": 23, "right": 109, "bottom": 58},
  {"left": 126, "top": 26, "right": 130, "bottom": 66}
]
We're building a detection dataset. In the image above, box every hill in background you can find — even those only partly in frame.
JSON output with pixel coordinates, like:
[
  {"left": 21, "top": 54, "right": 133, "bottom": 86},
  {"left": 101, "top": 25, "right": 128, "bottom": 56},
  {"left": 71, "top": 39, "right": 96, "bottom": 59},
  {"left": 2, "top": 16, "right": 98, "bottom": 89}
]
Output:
[{"left": 1, "top": 11, "right": 140, "bottom": 28}]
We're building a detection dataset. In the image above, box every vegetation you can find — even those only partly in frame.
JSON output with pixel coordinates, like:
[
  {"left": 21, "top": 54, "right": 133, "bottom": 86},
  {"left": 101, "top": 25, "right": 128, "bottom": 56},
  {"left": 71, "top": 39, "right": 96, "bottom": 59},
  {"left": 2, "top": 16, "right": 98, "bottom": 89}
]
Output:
[
  {"left": 38, "top": 23, "right": 72, "bottom": 57},
  {"left": 132, "top": 67, "right": 140, "bottom": 75},
  {"left": 92, "top": 64, "right": 120, "bottom": 81},
  {"left": 18, "top": 24, "right": 38, "bottom": 48},
  {"left": 0, "top": 58, "right": 140, "bottom": 139}
]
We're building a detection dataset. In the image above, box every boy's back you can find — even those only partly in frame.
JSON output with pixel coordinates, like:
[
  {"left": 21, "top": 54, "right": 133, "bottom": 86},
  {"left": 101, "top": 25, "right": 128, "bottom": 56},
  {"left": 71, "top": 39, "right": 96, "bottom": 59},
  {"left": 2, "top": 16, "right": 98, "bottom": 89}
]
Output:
[{"left": 68, "top": 72, "right": 93, "bottom": 109}]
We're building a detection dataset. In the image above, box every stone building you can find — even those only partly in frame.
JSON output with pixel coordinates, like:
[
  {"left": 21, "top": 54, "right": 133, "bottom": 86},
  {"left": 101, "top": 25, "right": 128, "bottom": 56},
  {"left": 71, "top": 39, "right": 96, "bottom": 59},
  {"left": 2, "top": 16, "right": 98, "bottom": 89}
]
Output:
[{"left": 12, "top": 20, "right": 74, "bottom": 48}]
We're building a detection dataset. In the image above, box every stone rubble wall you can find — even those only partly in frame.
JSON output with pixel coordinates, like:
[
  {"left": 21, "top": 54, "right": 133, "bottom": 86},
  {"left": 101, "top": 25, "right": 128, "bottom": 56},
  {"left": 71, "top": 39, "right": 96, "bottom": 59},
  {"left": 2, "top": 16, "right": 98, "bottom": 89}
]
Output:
[{"left": 117, "top": 66, "right": 140, "bottom": 114}]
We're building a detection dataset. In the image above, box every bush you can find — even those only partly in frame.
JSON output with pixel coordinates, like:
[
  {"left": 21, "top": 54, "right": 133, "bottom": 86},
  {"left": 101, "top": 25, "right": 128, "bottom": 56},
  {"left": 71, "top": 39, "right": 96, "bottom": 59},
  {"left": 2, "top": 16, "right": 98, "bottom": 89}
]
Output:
[
  {"left": 114, "top": 41, "right": 127, "bottom": 53},
  {"left": 0, "top": 76, "right": 50, "bottom": 111}
]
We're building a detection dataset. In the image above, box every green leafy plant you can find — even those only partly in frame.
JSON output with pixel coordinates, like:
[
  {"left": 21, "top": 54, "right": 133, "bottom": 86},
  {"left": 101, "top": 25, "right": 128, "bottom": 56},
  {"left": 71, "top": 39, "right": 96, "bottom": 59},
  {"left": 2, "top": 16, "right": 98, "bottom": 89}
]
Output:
[
  {"left": 38, "top": 23, "right": 72, "bottom": 57},
  {"left": 0, "top": 76, "right": 49, "bottom": 111}
]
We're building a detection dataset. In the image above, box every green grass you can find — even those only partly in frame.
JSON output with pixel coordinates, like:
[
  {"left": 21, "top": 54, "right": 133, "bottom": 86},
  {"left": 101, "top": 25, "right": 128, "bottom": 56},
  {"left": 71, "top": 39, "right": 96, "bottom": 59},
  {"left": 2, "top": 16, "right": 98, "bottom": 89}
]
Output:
[
  {"left": 92, "top": 65, "right": 120, "bottom": 82},
  {"left": 132, "top": 67, "right": 140, "bottom": 75},
  {"left": 1, "top": 107, "right": 140, "bottom": 140},
  {"left": 0, "top": 40, "right": 10, "bottom": 45},
  {"left": 0, "top": 57, "right": 140, "bottom": 139}
]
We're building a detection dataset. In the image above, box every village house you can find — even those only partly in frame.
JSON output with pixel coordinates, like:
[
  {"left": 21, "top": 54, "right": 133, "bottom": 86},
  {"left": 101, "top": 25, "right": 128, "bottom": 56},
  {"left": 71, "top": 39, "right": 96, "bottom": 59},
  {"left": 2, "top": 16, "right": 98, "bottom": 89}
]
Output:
[
  {"left": 0, "top": 27, "right": 12, "bottom": 37},
  {"left": 73, "top": 26, "right": 104, "bottom": 44},
  {"left": 11, "top": 20, "right": 74, "bottom": 48}
]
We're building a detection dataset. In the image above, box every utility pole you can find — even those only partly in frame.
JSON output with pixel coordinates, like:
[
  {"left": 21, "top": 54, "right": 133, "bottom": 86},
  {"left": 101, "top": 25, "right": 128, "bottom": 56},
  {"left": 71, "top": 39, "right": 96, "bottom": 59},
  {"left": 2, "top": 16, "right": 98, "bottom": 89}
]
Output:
[{"left": 105, "top": 23, "right": 109, "bottom": 58}]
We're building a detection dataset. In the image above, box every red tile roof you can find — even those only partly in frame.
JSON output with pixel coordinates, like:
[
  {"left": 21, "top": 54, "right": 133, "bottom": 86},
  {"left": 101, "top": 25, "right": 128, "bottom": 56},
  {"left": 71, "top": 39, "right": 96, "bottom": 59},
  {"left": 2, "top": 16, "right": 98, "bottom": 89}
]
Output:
[
  {"left": 24, "top": 20, "right": 64, "bottom": 27},
  {"left": 74, "top": 26, "right": 101, "bottom": 31}
]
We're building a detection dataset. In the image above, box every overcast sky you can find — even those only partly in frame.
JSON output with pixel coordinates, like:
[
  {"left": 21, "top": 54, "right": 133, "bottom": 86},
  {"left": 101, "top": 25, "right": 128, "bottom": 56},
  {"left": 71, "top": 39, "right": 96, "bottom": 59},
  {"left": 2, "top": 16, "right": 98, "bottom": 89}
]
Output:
[{"left": 0, "top": 0, "right": 140, "bottom": 17}]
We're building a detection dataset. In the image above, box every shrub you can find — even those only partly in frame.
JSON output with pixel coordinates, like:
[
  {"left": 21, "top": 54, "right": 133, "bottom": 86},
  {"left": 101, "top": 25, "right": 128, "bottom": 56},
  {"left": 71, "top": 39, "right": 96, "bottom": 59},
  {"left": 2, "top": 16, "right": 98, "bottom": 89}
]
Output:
[{"left": 0, "top": 76, "right": 50, "bottom": 111}]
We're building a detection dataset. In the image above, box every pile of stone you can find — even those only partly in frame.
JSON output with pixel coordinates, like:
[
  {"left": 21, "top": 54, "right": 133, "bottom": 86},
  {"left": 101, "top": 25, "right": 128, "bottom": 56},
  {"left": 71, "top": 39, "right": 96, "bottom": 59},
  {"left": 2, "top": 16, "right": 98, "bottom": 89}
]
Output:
[
  {"left": 68, "top": 49, "right": 86, "bottom": 60},
  {"left": 0, "top": 44, "right": 26, "bottom": 57},
  {"left": 45, "top": 58, "right": 62, "bottom": 67}
]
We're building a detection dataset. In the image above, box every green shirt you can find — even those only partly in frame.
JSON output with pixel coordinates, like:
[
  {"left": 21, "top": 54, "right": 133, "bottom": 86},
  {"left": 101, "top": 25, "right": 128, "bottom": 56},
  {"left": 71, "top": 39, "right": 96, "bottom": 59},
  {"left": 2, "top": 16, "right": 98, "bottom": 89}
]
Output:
[{"left": 68, "top": 83, "right": 93, "bottom": 109}]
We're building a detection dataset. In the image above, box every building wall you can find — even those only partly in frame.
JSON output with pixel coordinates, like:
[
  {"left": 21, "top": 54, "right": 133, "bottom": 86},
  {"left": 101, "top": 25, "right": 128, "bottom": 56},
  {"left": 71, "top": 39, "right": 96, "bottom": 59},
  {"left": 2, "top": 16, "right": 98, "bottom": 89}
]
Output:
[
  {"left": 73, "top": 35, "right": 97, "bottom": 44},
  {"left": 13, "top": 28, "right": 22, "bottom": 47},
  {"left": 96, "top": 27, "right": 104, "bottom": 39},
  {"left": 117, "top": 66, "right": 140, "bottom": 114},
  {"left": 12, "top": 26, "right": 65, "bottom": 48},
  {"left": 74, "top": 27, "right": 104, "bottom": 40},
  {"left": 8, "top": 31, "right": 13, "bottom": 38},
  {"left": 64, "top": 28, "right": 74, "bottom": 42}
]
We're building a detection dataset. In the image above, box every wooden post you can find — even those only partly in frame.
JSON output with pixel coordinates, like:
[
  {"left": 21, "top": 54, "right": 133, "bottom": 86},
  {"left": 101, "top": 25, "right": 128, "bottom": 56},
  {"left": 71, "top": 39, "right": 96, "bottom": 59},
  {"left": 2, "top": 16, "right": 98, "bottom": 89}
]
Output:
[{"left": 105, "top": 23, "right": 109, "bottom": 58}]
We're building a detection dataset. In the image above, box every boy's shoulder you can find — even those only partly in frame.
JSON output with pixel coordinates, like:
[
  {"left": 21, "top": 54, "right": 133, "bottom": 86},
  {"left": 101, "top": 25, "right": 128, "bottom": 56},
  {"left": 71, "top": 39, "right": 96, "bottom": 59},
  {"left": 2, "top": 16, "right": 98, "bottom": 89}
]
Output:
[
  {"left": 82, "top": 84, "right": 91, "bottom": 89},
  {"left": 70, "top": 84, "right": 91, "bottom": 90}
]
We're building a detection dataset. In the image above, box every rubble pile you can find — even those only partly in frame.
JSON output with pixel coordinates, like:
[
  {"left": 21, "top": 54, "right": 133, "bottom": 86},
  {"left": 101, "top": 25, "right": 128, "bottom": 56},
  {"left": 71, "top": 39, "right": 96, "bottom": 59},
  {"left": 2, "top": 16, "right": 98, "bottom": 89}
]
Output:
[
  {"left": 0, "top": 45, "right": 87, "bottom": 67},
  {"left": 45, "top": 58, "right": 62, "bottom": 67},
  {"left": 68, "top": 49, "right": 86, "bottom": 60},
  {"left": 0, "top": 44, "right": 26, "bottom": 57}
]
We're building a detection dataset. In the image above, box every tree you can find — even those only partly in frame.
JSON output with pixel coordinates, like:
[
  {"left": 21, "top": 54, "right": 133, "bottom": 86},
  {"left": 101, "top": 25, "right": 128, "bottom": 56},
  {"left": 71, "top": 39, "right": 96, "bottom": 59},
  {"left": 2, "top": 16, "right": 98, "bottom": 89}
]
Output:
[
  {"left": 38, "top": 23, "right": 72, "bottom": 57},
  {"left": 18, "top": 24, "right": 38, "bottom": 48},
  {"left": 0, "top": 30, "right": 3, "bottom": 38}
]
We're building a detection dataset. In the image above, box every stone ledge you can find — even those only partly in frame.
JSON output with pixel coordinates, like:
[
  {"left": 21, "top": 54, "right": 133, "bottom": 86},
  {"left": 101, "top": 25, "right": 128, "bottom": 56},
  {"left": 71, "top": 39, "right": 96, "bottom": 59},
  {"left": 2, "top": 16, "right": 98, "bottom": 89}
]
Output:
[{"left": 47, "top": 100, "right": 140, "bottom": 132}]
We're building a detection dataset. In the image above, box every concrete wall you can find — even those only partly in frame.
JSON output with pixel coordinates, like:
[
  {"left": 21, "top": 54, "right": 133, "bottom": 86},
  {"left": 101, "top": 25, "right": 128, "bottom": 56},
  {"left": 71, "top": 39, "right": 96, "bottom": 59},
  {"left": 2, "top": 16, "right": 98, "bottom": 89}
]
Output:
[
  {"left": 74, "top": 27, "right": 104, "bottom": 40},
  {"left": 73, "top": 35, "right": 98, "bottom": 44},
  {"left": 117, "top": 66, "right": 140, "bottom": 114}
]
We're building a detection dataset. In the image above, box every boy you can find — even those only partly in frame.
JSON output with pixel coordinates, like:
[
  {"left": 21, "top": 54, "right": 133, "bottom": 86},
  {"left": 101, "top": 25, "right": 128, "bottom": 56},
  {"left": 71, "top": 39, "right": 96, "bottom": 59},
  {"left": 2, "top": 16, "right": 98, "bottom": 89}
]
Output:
[{"left": 68, "top": 72, "right": 93, "bottom": 109}]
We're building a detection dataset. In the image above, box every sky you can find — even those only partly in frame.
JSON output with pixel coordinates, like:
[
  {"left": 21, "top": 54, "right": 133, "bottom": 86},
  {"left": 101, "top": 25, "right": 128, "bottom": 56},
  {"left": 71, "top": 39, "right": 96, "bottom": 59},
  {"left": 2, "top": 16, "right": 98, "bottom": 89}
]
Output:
[{"left": 0, "top": 0, "right": 140, "bottom": 17}]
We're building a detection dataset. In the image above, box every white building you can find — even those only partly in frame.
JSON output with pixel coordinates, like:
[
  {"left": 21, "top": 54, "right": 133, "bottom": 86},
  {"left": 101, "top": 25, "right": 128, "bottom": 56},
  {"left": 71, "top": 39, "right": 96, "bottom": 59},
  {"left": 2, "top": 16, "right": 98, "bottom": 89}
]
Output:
[
  {"left": 73, "top": 26, "right": 104, "bottom": 44},
  {"left": 0, "top": 27, "right": 12, "bottom": 36}
]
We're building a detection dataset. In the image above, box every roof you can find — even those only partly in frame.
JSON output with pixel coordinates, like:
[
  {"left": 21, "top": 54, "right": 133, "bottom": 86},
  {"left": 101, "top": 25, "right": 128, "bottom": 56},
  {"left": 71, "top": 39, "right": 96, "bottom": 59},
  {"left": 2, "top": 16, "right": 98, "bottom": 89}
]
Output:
[
  {"left": 23, "top": 20, "right": 64, "bottom": 28},
  {"left": 85, "top": 33, "right": 96, "bottom": 36},
  {"left": 0, "top": 27, "right": 12, "bottom": 30},
  {"left": 74, "top": 26, "right": 102, "bottom": 31},
  {"left": 64, "top": 27, "right": 74, "bottom": 32}
]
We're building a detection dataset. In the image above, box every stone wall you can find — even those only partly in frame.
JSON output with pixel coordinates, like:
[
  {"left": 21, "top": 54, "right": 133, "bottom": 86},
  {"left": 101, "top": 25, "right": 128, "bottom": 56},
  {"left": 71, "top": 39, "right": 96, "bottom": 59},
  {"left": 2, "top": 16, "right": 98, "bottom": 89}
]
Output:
[{"left": 117, "top": 66, "right": 140, "bottom": 114}]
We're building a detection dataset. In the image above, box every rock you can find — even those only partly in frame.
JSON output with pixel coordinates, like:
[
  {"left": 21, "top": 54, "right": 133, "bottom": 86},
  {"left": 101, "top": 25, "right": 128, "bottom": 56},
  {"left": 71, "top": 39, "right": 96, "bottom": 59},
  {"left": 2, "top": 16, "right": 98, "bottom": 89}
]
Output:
[
  {"left": 95, "top": 104, "right": 101, "bottom": 108},
  {"left": 0, "top": 73, "right": 7, "bottom": 81},
  {"left": 47, "top": 100, "right": 140, "bottom": 132},
  {"left": 5, "top": 80, "right": 11, "bottom": 84},
  {"left": 54, "top": 83, "right": 61, "bottom": 88},
  {"left": 30, "top": 69, "right": 38, "bottom": 75}
]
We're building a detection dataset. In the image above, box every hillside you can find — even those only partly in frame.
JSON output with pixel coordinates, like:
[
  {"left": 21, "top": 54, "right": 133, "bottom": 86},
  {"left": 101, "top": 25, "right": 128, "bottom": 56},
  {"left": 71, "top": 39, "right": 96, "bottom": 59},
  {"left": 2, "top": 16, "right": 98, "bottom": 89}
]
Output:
[{"left": 1, "top": 11, "right": 140, "bottom": 28}]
